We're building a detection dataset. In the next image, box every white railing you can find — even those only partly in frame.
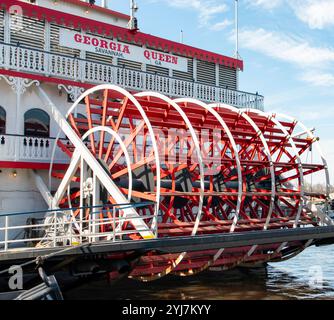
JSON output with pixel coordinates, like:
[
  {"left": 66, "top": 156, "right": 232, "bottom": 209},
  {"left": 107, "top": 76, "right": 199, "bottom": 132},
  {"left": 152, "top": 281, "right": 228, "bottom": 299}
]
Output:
[
  {"left": 0, "top": 202, "right": 157, "bottom": 252},
  {"left": 0, "top": 42, "right": 264, "bottom": 110},
  {"left": 0, "top": 134, "right": 68, "bottom": 163}
]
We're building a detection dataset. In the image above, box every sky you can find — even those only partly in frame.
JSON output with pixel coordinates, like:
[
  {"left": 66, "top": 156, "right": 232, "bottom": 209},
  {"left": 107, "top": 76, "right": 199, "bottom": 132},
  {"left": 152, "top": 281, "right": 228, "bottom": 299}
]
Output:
[{"left": 102, "top": 0, "right": 334, "bottom": 184}]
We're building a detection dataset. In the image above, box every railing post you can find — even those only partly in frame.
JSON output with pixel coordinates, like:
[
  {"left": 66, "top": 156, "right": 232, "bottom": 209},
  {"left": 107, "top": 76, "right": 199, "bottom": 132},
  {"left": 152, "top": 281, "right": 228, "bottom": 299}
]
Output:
[
  {"left": 255, "top": 92, "right": 259, "bottom": 110},
  {"left": 119, "top": 67, "right": 123, "bottom": 87},
  {"left": 4, "top": 43, "right": 10, "bottom": 70},
  {"left": 193, "top": 81, "right": 198, "bottom": 99},
  {"left": 142, "top": 72, "right": 146, "bottom": 91},
  {"left": 16, "top": 44, "right": 20, "bottom": 71},
  {"left": 82, "top": 58, "right": 86, "bottom": 83},
  {"left": 53, "top": 210, "right": 57, "bottom": 247},
  {"left": 76, "top": 56, "right": 81, "bottom": 82},
  {"left": 261, "top": 97, "right": 264, "bottom": 111},
  {"left": 168, "top": 77, "right": 173, "bottom": 96},
  {"left": 111, "top": 65, "right": 116, "bottom": 85},
  {"left": 14, "top": 135, "right": 21, "bottom": 161},
  {"left": 112, "top": 206, "right": 116, "bottom": 242},
  {"left": 154, "top": 73, "right": 157, "bottom": 92},
  {"left": 4, "top": 215, "right": 9, "bottom": 251},
  {"left": 215, "top": 86, "right": 220, "bottom": 102},
  {"left": 73, "top": 55, "right": 78, "bottom": 81},
  {"left": 44, "top": 51, "right": 50, "bottom": 76}
]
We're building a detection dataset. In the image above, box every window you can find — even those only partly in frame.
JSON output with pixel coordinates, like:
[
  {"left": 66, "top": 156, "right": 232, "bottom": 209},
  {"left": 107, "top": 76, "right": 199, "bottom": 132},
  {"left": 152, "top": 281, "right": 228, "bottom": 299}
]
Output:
[
  {"left": 0, "top": 106, "right": 6, "bottom": 134},
  {"left": 24, "top": 108, "right": 50, "bottom": 137}
]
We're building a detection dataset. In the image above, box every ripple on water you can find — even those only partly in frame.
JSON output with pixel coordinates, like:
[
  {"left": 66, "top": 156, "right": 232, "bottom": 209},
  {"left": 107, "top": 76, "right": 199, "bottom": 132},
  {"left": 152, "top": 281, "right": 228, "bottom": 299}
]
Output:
[{"left": 65, "top": 245, "right": 334, "bottom": 300}]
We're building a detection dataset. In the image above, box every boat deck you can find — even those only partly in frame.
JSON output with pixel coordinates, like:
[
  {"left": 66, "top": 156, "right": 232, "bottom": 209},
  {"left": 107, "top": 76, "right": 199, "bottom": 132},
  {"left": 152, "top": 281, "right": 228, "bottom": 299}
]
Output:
[{"left": 1, "top": 225, "right": 334, "bottom": 264}]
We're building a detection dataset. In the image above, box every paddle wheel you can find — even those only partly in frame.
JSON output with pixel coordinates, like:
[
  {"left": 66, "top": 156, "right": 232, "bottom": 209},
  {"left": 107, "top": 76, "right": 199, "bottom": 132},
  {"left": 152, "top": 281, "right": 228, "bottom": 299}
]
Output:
[{"left": 46, "top": 84, "right": 330, "bottom": 281}]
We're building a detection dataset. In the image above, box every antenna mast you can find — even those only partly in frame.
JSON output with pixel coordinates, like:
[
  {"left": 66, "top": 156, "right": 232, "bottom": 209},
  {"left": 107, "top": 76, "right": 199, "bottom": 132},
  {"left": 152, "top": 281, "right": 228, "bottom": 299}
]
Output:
[
  {"left": 129, "top": 0, "right": 139, "bottom": 31},
  {"left": 235, "top": 0, "right": 240, "bottom": 59},
  {"left": 235, "top": 0, "right": 240, "bottom": 89}
]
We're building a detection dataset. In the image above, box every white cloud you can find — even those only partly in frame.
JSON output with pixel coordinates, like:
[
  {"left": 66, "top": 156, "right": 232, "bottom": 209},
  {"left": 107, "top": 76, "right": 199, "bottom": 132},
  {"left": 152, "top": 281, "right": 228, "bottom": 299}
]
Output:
[
  {"left": 290, "top": 0, "right": 334, "bottom": 29},
  {"left": 235, "top": 28, "right": 334, "bottom": 87},
  {"left": 236, "top": 28, "right": 334, "bottom": 67},
  {"left": 248, "top": 0, "right": 283, "bottom": 10},
  {"left": 300, "top": 71, "right": 334, "bottom": 87},
  {"left": 250, "top": 0, "right": 334, "bottom": 30},
  {"left": 159, "top": 0, "right": 229, "bottom": 29},
  {"left": 298, "top": 109, "right": 334, "bottom": 121},
  {"left": 210, "top": 19, "right": 233, "bottom": 31}
]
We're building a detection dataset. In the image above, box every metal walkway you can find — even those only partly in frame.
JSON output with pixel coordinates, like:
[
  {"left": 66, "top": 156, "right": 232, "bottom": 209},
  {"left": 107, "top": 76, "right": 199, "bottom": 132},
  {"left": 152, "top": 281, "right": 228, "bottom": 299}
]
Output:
[{"left": 2, "top": 225, "right": 334, "bottom": 263}]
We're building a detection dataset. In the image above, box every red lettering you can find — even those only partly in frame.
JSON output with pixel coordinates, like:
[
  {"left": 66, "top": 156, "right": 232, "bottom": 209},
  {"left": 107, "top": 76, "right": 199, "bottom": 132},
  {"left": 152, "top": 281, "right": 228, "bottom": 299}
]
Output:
[
  {"left": 144, "top": 50, "right": 150, "bottom": 60},
  {"left": 123, "top": 45, "right": 130, "bottom": 54},
  {"left": 91, "top": 38, "right": 99, "bottom": 47},
  {"left": 74, "top": 33, "right": 82, "bottom": 43},
  {"left": 152, "top": 52, "right": 158, "bottom": 60},
  {"left": 71, "top": 33, "right": 184, "bottom": 67},
  {"left": 83, "top": 36, "right": 91, "bottom": 45},
  {"left": 109, "top": 42, "right": 117, "bottom": 51},
  {"left": 100, "top": 40, "right": 108, "bottom": 49}
]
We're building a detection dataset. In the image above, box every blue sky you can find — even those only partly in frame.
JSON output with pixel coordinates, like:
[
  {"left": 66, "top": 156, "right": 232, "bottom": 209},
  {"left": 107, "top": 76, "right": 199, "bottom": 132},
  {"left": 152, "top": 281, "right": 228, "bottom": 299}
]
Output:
[{"left": 103, "top": 0, "right": 334, "bottom": 184}]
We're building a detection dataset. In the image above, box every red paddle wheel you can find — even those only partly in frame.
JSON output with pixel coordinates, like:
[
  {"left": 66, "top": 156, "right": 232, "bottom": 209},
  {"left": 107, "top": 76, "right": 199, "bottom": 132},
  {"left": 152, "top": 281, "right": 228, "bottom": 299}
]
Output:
[{"left": 49, "top": 85, "right": 330, "bottom": 281}]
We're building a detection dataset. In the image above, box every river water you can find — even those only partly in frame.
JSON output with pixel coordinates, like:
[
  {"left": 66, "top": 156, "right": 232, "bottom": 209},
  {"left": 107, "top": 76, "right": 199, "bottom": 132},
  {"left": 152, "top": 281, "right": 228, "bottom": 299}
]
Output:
[{"left": 66, "top": 245, "right": 334, "bottom": 300}]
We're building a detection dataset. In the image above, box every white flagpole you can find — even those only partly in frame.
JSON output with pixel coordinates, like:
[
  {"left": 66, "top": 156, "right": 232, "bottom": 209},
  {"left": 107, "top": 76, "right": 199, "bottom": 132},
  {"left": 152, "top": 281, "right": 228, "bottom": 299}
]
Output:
[
  {"left": 235, "top": 0, "right": 239, "bottom": 59},
  {"left": 235, "top": 0, "right": 240, "bottom": 90}
]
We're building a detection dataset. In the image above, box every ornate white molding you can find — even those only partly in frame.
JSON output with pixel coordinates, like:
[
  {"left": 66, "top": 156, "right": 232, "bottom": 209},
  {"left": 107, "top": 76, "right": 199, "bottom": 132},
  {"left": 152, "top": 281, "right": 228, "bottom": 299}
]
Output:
[
  {"left": 58, "top": 84, "right": 85, "bottom": 102},
  {"left": 0, "top": 75, "right": 40, "bottom": 95}
]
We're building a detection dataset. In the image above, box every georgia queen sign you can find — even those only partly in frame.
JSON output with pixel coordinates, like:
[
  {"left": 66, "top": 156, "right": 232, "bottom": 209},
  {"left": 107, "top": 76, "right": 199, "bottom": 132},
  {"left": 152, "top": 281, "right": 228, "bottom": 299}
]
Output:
[{"left": 59, "top": 28, "right": 188, "bottom": 72}]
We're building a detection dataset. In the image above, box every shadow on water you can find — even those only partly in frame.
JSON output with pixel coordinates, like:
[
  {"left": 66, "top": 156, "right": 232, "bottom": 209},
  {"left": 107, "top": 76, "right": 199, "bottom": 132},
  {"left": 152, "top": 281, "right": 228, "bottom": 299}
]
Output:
[{"left": 65, "top": 246, "right": 334, "bottom": 300}]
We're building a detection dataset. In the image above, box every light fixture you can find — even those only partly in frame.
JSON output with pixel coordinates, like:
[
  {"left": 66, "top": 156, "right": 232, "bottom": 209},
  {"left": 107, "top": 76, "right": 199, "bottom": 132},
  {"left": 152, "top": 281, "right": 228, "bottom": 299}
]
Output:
[{"left": 12, "top": 170, "right": 17, "bottom": 177}]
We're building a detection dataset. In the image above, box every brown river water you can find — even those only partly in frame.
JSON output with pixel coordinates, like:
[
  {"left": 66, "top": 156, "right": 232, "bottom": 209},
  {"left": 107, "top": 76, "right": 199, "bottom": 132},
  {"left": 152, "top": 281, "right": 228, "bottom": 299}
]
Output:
[{"left": 65, "top": 245, "right": 334, "bottom": 300}]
